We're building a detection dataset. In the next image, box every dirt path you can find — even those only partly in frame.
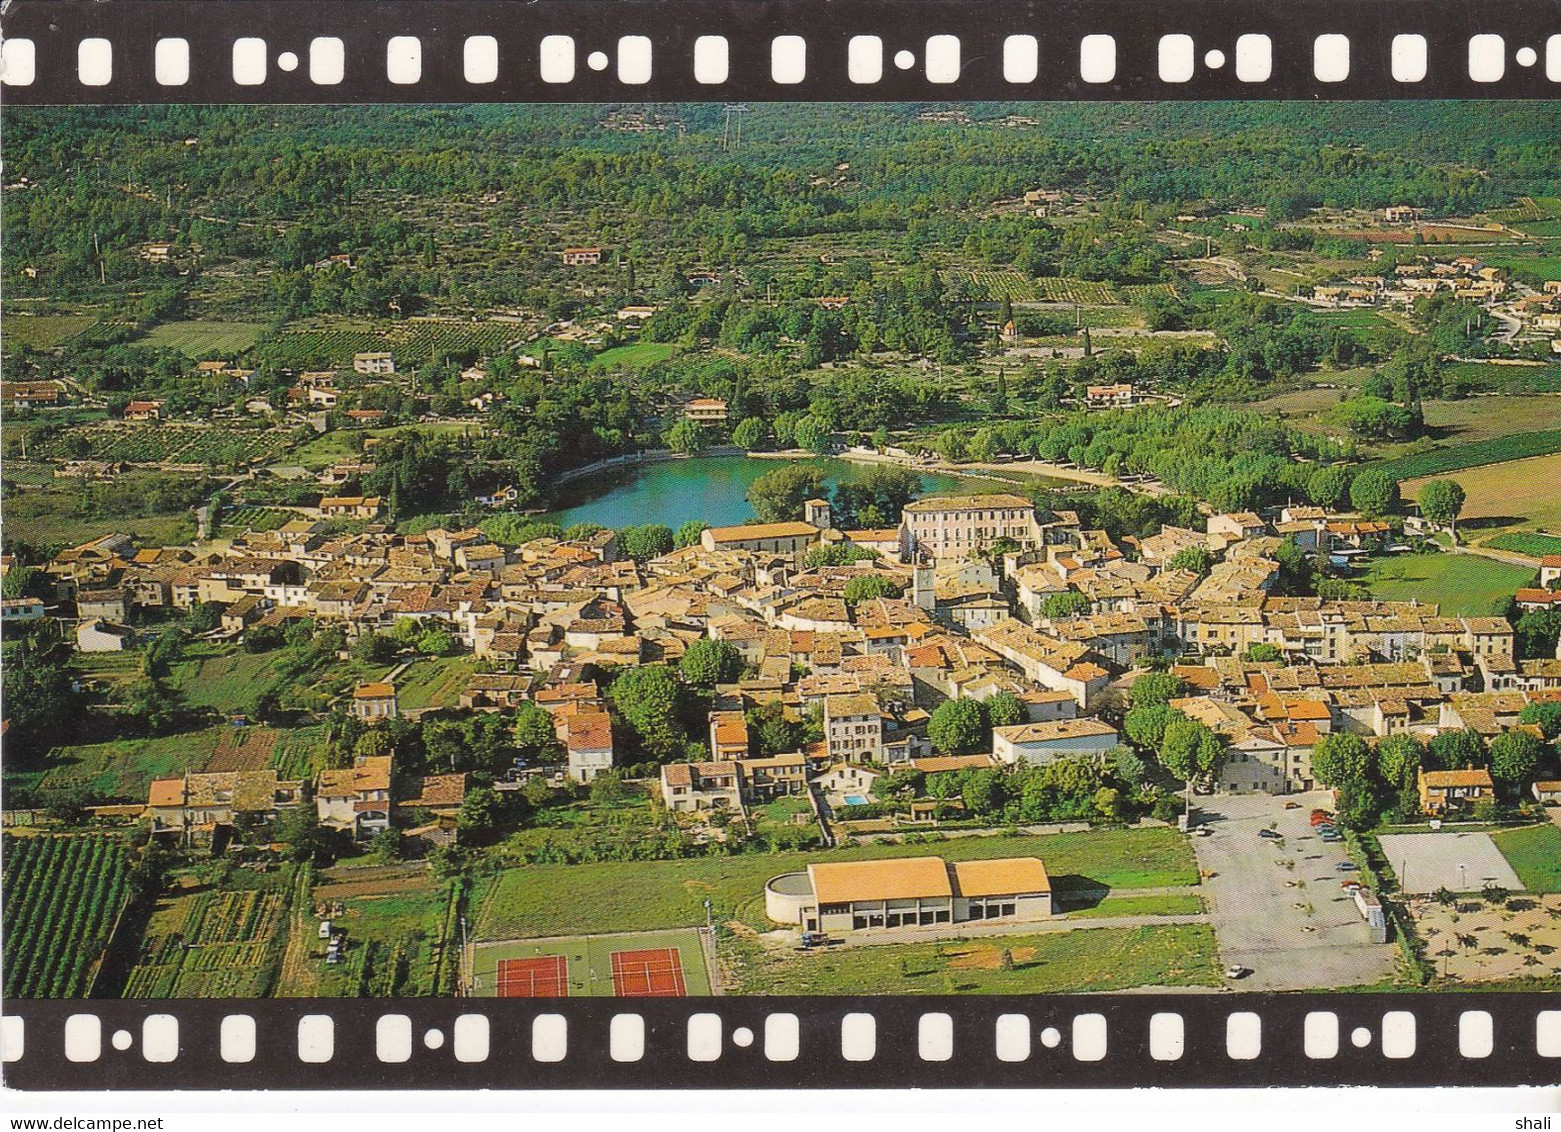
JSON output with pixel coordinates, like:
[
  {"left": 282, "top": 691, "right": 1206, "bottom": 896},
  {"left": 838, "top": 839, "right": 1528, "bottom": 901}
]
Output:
[
  {"left": 1445, "top": 542, "right": 1544, "bottom": 569},
  {"left": 276, "top": 868, "right": 321, "bottom": 997}
]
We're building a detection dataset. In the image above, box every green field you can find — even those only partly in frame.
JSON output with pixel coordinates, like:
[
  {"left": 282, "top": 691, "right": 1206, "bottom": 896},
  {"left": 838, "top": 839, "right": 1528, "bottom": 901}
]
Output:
[
  {"left": 731, "top": 923, "right": 1220, "bottom": 995},
  {"left": 1469, "top": 251, "right": 1561, "bottom": 285},
  {"left": 473, "top": 826, "right": 1198, "bottom": 941},
  {"left": 394, "top": 656, "right": 481, "bottom": 712},
  {"left": 469, "top": 927, "right": 712, "bottom": 998},
  {"left": 70, "top": 649, "right": 149, "bottom": 690},
  {"left": 1490, "top": 823, "right": 1561, "bottom": 893},
  {"left": 270, "top": 727, "right": 329, "bottom": 780},
  {"left": 29, "top": 729, "right": 224, "bottom": 800},
  {"left": 169, "top": 646, "right": 285, "bottom": 716},
  {"left": 589, "top": 342, "right": 680, "bottom": 370},
  {"left": 140, "top": 321, "right": 269, "bottom": 357},
  {"left": 2, "top": 490, "right": 197, "bottom": 550},
  {"left": 218, "top": 506, "right": 298, "bottom": 533},
  {"left": 314, "top": 888, "right": 455, "bottom": 998},
  {"left": 169, "top": 643, "right": 379, "bottom": 715},
  {"left": 2, "top": 314, "right": 100, "bottom": 351},
  {"left": 1361, "top": 553, "right": 1537, "bottom": 616},
  {"left": 1481, "top": 532, "right": 1561, "bottom": 558},
  {"left": 1064, "top": 893, "right": 1205, "bottom": 919}
]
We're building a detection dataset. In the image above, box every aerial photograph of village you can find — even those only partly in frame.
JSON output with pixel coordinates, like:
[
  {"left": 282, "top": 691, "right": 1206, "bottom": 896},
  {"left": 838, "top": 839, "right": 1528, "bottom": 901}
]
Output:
[{"left": 2, "top": 100, "right": 1560, "bottom": 1004}]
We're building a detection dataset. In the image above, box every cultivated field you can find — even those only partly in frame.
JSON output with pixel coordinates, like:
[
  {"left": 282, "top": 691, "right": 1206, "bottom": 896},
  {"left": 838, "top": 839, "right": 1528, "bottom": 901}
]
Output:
[
  {"left": 123, "top": 883, "right": 291, "bottom": 997},
  {"left": 729, "top": 923, "right": 1220, "bottom": 995},
  {"left": 1401, "top": 452, "right": 1561, "bottom": 538},
  {"left": 589, "top": 342, "right": 680, "bottom": 370},
  {"left": 2, "top": 314, "right": 100, "bottom": 351},
  {"left": 1361, "top": 553, "right": 1537, "bottom": 617},
  {"left": 1482, "top": 532, "right": 1561, "bottom": 558},
  {"left": 255, "top": 317, "right": 530, "bottom": 370},
  {"left": 218, "top": 506, "right": 299, "bottom": 534},
  {"left": 204, "top": 726, "right": 282, "bottom": 772},
  {"left": 170, "top": 647, "right": 286, "bottom": 716},
  {"left": 395, "top": 656, "right": 482, "bottom": 713},
  {"left": 959, "top": 270, "right": 1123, "bottom": 305},
  {"left": 472, "top": 827, "right": 1198, "bottom": 940},
  {"left": 140, "top": 321, "right": 269, "bottom": 357},
  {"left": 1, "top": 834, "right": 132, "bottom": 998},
  {"left": 31, "top": 730, "right": 224, "bottom": 801},
  {"left": 26, "top": 423, "right": 291, "bottom": 468},
  {"left": 305, "top": 881, "right": 460, "bottom": 998}
]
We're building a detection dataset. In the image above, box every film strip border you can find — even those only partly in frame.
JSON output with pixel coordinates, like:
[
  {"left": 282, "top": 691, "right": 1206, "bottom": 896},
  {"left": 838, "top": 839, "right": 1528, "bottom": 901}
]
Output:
[
  {"left": 2, "top": 996, "right": 1559, "bottom": 1090},
  {"left": 1, "top": 0, "right": 1561, "bottom": 103}
]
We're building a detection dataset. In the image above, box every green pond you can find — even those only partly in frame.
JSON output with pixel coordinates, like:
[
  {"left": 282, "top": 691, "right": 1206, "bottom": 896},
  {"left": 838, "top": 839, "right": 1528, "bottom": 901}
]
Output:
[{"left": 544, "top": 455, "right": 1041, "bottom": 530}]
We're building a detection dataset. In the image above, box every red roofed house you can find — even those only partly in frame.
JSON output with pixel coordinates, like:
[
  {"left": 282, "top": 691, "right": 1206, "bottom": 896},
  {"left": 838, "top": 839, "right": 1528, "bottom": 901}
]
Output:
[
  {"left": 1516, "top": 587, "right": 1561, "bottom": 612},
  {"left": 1418, "top": 765, "right": 1496, "bottom": 815},
  {"left": 659, "top": 761, "right": 742, "bottom": 813},
  {"left": 320, "top": 495, "right": 383, "bottom": 520},
  {"left": 125, "top": 400, "right": 164, "bottom": 421},
  {"left": 316, "top": 755, "right": 393, "bottom": 837},
  {"left": 1541, "top": 556, "right": 1561, "bottom": 589},
  {"left": 351, "top": 681, "right": 399, "bottom": 722},
  {"left": 558, "top": 707, "right": 614, "bottom": 783}
]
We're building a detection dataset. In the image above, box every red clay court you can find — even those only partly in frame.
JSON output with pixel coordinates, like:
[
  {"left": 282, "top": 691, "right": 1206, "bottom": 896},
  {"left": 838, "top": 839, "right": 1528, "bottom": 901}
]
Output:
[
  {"left": 610, "top": 947, "right": 687, "bottom": 997},
  {"left": 496, "top": 955, "right": 569, "bottom": 997}
]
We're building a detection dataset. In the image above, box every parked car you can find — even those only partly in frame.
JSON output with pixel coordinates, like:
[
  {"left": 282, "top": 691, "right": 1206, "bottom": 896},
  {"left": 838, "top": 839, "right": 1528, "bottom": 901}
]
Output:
[
  {"left": 1335, "top": 862, "right": 1360, "bottom": 872},
  {"left": 1258, "top": 829, "right": 1283, "bottom": 840},
  {"left": 1341, "top": 880, "right": 1363, "bottom": 891},
  {"left": 1283, "top": 802, "right": 1302, "bottom": 810},
  {"left": 1224, "top": 965, "right": 1251, "bottom": 979},
  {"left": 1310, "top": 812, "right": 1334, "bottom": 825},
  {"left": 1320, "top": 834, "right": 1344, "bottom": 843}
]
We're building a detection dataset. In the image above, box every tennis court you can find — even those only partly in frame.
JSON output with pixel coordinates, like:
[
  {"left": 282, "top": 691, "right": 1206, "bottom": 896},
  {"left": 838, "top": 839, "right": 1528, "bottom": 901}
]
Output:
[
  {"left": 468, "top": 927, "right": 713, "bottom": 998},
  {"left": 610, "top": 947, "right": 687, "bottom": 997},
  {"left": 496, "top": 955, "right": 569, "bottom": 998}
]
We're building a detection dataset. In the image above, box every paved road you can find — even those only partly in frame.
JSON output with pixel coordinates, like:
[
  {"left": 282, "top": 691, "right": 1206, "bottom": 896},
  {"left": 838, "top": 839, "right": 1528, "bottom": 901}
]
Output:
[{"left": 1190, "top": 792, "right": 1398, "bottom": 991}]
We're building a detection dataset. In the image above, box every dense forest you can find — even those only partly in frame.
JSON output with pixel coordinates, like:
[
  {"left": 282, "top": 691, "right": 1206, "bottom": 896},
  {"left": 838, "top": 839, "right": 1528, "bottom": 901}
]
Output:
[{"left": 7, "top": 102, "right": 1560, "bottom": 295}]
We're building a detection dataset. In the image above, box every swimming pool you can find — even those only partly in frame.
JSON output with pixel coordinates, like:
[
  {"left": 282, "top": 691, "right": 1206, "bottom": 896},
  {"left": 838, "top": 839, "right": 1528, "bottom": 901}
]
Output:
[{"left": 844, "top": 794, "right": 869, "bottom": 806}]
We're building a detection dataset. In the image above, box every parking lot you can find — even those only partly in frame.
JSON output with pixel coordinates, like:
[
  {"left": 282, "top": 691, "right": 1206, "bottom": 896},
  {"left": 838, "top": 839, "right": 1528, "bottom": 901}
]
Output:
[
  {"left": 1190, "top": 791, "right": 1398, "bottom": 991},
  {"left": 1376, "top": 831, "right": 1522, "bottom": 895}
]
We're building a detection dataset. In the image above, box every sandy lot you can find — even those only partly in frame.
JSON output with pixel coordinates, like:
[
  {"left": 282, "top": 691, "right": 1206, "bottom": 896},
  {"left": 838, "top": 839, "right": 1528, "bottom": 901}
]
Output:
[{"left": 1408, "top": 892, "right": 1561, "bottom": 983}]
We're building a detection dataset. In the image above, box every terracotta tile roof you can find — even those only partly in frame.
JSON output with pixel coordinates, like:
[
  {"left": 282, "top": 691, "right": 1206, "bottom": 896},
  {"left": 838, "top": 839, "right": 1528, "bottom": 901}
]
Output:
[
  {"left": 402, "top": 773, "right": 466, "bottom": 808},
  {"left": 910, "top": 754, "right": 997, "bottom": 774},
  {"left": 704, "top": 521, "right": 819, "bottom": 543},
  {"left": 903, "top": 494, "right": 1032, "bottom": 512},
  {"left": 147, "top": 779, "right": 185, "bottom": 807},
  {"left": 952, "top": 857, "right": 1051, "bottom": 897},
  {"left": 564, "top": 711, "right": 613, "bottom": 751},
  {"left": 994, "top": 719, "right": 1117, "bottom": 744},
  {"left": 809, "top": 857, "right": 953, "bottom": 904},
  {"left": 826, "top": 693, "right": 880, "bottom": 718},
  {"left": 1422, "top": 767, "right": 1494, "bottom": 788}
]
